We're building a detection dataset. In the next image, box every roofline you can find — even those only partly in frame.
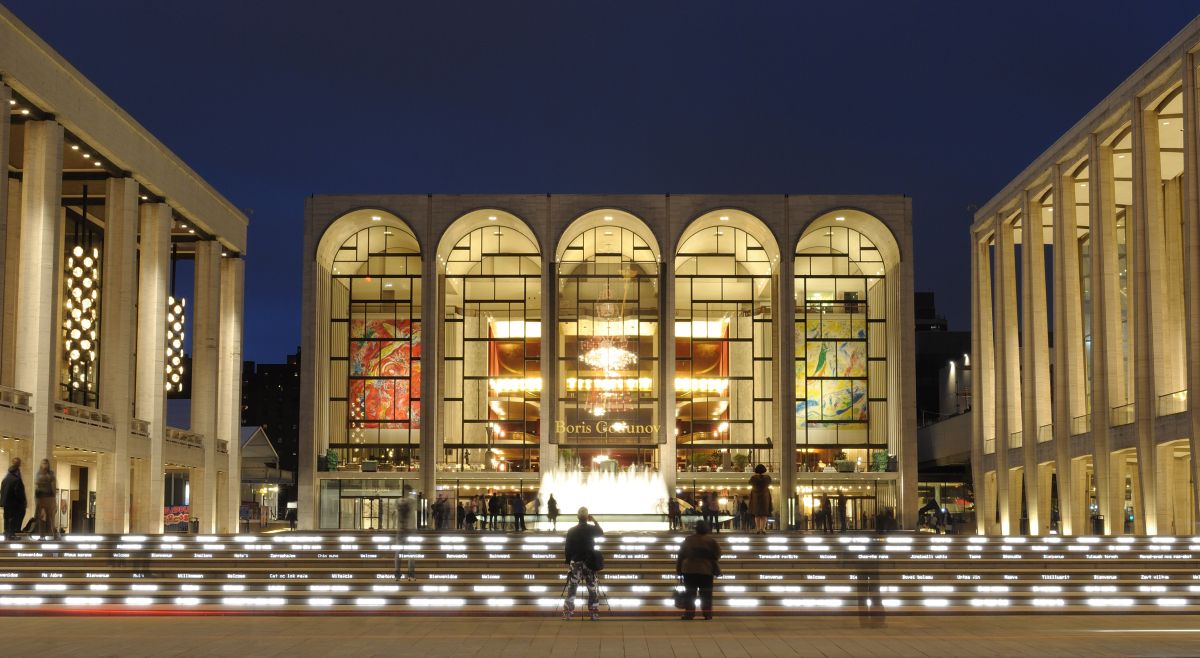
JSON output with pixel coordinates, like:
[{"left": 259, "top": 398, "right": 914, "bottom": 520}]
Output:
[
  {"left": 973, "top": 13, "right": 1200, "bottom": 227},
  {"left": 0, "top": 5, "right": 248, "bottom": 252}
]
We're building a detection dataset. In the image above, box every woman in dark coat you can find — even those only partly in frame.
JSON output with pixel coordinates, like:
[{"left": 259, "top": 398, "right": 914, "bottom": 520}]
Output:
[
  {"left": 748, "top": 464, "right": 772, "bottom": 534},
  {"left": 676, "top": 520, "right": 721, "bottom": 620}
]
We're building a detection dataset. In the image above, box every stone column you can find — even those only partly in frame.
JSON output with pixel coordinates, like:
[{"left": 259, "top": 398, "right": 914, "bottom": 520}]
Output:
[
  {"left": 1132, "top": 98, "right": 1164, "bottom": 534},
  {"left": 1089, "top": 135, "right": 1120, "bottom": 534},
  {"left": 1, "top": 176, "right": 19, "bottom": 389},
  {"left": 777, "top": 245, "right": 797, "bottom": 530},
  {"left": 970, "top": 230, "right": 985, "bottom": 534},
  {"left": 1051, "top": 166, "right": 1084, "bottom": 534},
  {"left": 134, "top": 203, "right": 170, "bottom": 532},
  {"left": 1020, "top": 191, "right": 1052, "bottom": 534},
  {"left": 420, "top": 236, "right": 438, "bottom": 505},
  {"left": 539, "top": 250, "right": 557, "bottom": 472},
  {"left": 1182, "top": 52, "right": 1200, "bottom": 533},
  {"left": 0, "top": 83, "right": 10, "bottom": 385},
  {"left": 190, "top": 240, "right": 222, "bottom": 534},
  {"left": 13, "top": 120, "right": 64, "bottom": 521},
  {"left": 218, "top": 256, "right": 245, "bottom": 533},
  {"left": 993, "top": 216, "right": 1021, "bottom": 533},
  {"left": 660, "top": 233, "right": 677, "bottom": 492},
  {"left": 95, "top": 177, "right": 139, "bottom": 533}
]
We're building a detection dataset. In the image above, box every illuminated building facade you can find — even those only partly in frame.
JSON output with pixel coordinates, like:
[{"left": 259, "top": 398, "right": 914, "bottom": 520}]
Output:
[{"left": 300, "top": 195, "right": 915, "bottom": 530}]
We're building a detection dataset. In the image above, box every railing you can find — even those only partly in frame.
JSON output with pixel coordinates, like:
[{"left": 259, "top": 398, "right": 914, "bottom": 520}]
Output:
[
  {"left": 1109, "top": 403, "right": 1135, "bottom": 427},
  {"left": 131, "top": 418, "right": 151, "bottom": 437},
  {"left": 1008, "top": 430, "right": 1023, "bottom": 449},
  {"left": 1158, "top": 389, "right": 1188, "bottom": 417},
  {"left": 165, "top": 427, "right": 204, "bottom": 449},
  {"left": 53, "top": 400, "right": 113, "bottom": 428},
  {"left": 1070, "top": 414, "right": 1091, "bottom": 435},
  {"left": 984, "top": 435, "right": 995, "bottom": 454},
  {"left": 0, "top": 385, "right": 31, "bottom": 412},
  {"left": 1037, "top": 424, "right": 1053, "bottom": 443}
]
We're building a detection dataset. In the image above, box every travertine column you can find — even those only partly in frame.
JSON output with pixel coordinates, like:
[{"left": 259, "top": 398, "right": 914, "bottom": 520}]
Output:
[
  {"left": 1089, "top": 135, "right": 1120, "bottom": 533},
  {"left": 191, "top": 240, "right": 222, "bottom": 534},
  {"left": 1, "top": 176, "right": 19, "bottom": 389},
  {"left": 218, "top": 256, "right": 245, "bottom": 533},
  {"left": 539, "top": 250, "right": 557, "bottom": 472},
  {"left": 970, "top": 230, "right": 985, "bottom": 533},
  {"left": 660, "top": 234, "right": 676, "bottom": 492},
  {"left": 1132, "top": 98, "right": 1163, "bottom": 534},
  {"left": 1051, "top": 166, "right": 1083, "bottom": 534},
  {"left": 1182, "top": 52, "right": 1200, "bottom": 533},
  {"left": 1019, "top": 192, "right": 1052, "bottom": 534},
  {"left": 134, "top": 203, "right": 170, "bottom": 532},
  {"left": 13, "top": 120, "right": 64, "bottom": 521},
  {"left": 972, "top": 230, "right": 997, "bottom": 534},
  {"left": 420, "top": 232, "right": 437, "bottom": 504},
  {"left": 994, "top": 216, "right": 1021, "bottom": 533},
  {"left": 777, "top": 246, "right": 797, "bottom": 529},
  {"left": 95, "top": 177, "right": 140, "bottom": 533},
  {"left": 0, "top": 83, "right": 10, "bottom": 385}
]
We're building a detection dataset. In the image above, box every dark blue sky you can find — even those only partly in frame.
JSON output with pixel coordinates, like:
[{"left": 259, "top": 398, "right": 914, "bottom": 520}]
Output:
[{"left": 8, "top": 1, "right": 1199, "bottom": 363}]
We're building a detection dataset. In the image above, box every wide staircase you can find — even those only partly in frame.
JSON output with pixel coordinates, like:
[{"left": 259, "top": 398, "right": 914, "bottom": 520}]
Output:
[{"left": 0, "top": 531, "right": 1196, "bottom": 614}]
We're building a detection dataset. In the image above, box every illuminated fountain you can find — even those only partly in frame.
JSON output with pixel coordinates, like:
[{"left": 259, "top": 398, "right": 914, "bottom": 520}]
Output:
[{"left": 538, "top": 468, "right": 668, "bottom": 530}]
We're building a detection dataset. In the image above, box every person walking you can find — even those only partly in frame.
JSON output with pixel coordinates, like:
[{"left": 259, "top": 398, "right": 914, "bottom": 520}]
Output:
[
  {"left": 749, "top": 464, "right": 772, "bottom": 534},
  {"left": 34, "top": 459, "right": 56, "bottom": 538},
  {"left": 0, "top": 458, "right": 25, "bottom": 540},
  {"left": 820, "top": 496, "right": 833, "bottom": 533},
  {"left": 562, "top": 507, "right": 604, "bottom": 620},
  {"left": 676, "top": 520, "right": 721, "bottom": 620},
  {"left": 547, "top": 494, "right": 560, "bottom": 531}
]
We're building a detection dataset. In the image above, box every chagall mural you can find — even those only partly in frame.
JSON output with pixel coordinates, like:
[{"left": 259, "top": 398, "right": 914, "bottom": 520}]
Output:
[{"left": 349, "top": 319, "right": 422, "bottom": 429}]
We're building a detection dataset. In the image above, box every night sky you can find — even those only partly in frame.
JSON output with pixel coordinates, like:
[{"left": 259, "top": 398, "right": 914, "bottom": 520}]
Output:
[{"left": 7, "top": 1, "right": 1199, "bottom": 363}]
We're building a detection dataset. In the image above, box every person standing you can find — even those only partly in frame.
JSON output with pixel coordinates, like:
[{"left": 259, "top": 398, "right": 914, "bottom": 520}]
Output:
[
  {"left": 456, "top": 501, "right": 466, "bottom": 530},
  {"left": 667, "top": 497, "right": 681, "bottom": 531},
  {"left": 820, "top": 496, "right": 833, "bottom": 533},
  {"left": 563, "top": 507, "right": 604, "bottom": 620},
  {"left": 34, "top": 459, "right": 56, "bottom": 538},
  {"left": 511, "top": 494, "right": 526, "bottom": 532},
  {"left": 748, "top": 464, "right": 772, "bottom": 534},
  {"left": 547, "top": 494, "right": 560, "bottom": 531},
  {"left": 676, "top": 520, "right": 721, "bottom": 620},
  {"left": 0, "top": 458, "right": 25, "bottom": 540}
]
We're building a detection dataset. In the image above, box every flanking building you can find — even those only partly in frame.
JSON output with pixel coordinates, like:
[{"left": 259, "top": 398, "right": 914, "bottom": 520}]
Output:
[
  {"left": 299, "top": 194, "right": 916, "bottom": 530},
  {"left": 0, "top": 7, "right": 247, "bottom": 533},
  {"left": 971, "top": 17, "right": 1200, "bottom": 536}
]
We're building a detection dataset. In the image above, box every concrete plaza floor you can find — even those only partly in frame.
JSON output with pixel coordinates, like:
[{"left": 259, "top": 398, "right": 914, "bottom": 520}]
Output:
[{"left": 3, "top": 614, "right": 1199, "bottom": 657}]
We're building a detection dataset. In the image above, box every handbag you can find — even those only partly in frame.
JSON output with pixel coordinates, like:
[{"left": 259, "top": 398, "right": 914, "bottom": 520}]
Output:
[
  {"left": 673, "top": 575, "right": 690, "bottom": 609},
  {"left": 589, "top": 547, "right": 605, "bottom": 572}
]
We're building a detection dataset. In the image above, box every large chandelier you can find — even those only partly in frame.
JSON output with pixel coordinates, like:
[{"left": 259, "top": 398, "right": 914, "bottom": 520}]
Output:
[
  {"left": 580, "top": 341, "right": 637, "bottom": 375},
  {"left": 579, "top": 287, "right": 637, "bottom": 376},
  {"left": 164, "top": 296, "right": 187, "bottom": 392},
  {"left": 64, "top": 245, "right": 100, "bottom": 396}
]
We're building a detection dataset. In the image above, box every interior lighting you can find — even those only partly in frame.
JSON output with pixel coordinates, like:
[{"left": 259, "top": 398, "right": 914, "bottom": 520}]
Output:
[
  {"left": 488, "top": 216, "right": 497, "bottom": 221},
  {"left": 63, "top": 245, "right": 100, "bottom": 394},
  {"left": 371, "top": 216, "right": 381, "bottom": 221},
  {"left": 835, "top": 216, "right": 845, "bottom": 221},
  {"left": 20, "top": 109, "right": 29, "bottom": 115},
  {"left": 165, "top": 296, "right": 187, "bottom": 392},
  {"left": 603, "top": 216, "right": 613, "bottom": 221},
  {"left": 719, "top": 216, "right": 729, "bottom": 221},
  {"left": 70, "top": 144, "right": 79, "bottom": 150}
]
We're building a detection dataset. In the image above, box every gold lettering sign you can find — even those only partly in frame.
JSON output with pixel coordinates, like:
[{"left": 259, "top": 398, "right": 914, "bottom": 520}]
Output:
[{"left": 555, "top": 420, "right": 661, "bottom": 435}]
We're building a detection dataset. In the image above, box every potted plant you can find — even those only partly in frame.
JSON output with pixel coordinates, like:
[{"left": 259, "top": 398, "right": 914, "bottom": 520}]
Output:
[
  {"left": 834, "top": 450, "right": 854, "bottom": 473},
  {"left": 732, "top": 453, "right": 750, "bottom": 472}
]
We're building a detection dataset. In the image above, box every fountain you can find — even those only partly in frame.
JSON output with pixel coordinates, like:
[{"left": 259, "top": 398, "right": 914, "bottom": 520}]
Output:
[{"left": 538, "top": 468, "right": 669, "bottom": 530}]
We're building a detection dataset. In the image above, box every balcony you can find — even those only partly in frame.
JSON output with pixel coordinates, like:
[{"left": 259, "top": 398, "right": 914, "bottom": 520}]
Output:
[
  {"left": 217, "top": 440, "right": 229, "bottom": 454},
  {"left": 1009, "top": 430, "right": 1022, "bottom": 449},
  {"left": 53, "top": 400, "right": 113, "bottom": 429},
  {"left": 165, "top": 427, "right": 203, "bottom": 449},
  {"left": 0, "top": 385, "right": 30, "bottom": 412},
  {"left": 1070, "top": 414, "right": 1090, "bottom": 436},
  {"left": 1158, "top": 389, "right": 1187, "bottom": 417},
  {"left": 984, "top": 435, "right": 995, "bottom": 454},
  {"left": 131, "top": 418, "right": 151, "bottom": 437},
  {"left": 1109, "top": 403, "right": 1134, "bottom": 427},
  {"left": 1037, "top": 424, "right": 1053, "bottom": 443}
]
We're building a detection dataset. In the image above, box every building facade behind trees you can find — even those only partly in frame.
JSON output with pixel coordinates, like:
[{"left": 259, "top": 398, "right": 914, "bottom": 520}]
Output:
[
  {"left": 971, "top": 16, "right": 1200, "bottom": 536},
  {"left": 299, "top": 195, "right": 916, "bottom": 530}
]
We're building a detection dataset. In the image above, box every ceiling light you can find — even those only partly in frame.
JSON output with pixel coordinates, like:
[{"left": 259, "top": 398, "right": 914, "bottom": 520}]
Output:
[
  {"left": 140, "top": 195, "right": 148, "bottom": 200},
  {"left": 603, "top": 231, "right": 613, "bottom": 236},
  {"left": 835, "top": 216, "right": 845, "bottom": 221},
  {"left": 188, "top": 229, "right": 195, "bottom": 234},
  {"left": 81, "top": 153, "right": 89, "bottom": 159},
  {"left": 93, "top": 161, "right": 102, "bottom": 167},
  {"left": 719, "top": 216, "right": 729, "bottom": 221},
  {"left": 488, "top": 215, "right": 497, "bottom": 221},
  {"left": 370, "top": 215, "right": 381, "bottom": 221},
  {"left": 221, "top": 251, "right": 228, "bottom": 257},
  {"left": 603, "top": 215, "right": 613, "bottom": 221},
  {"left": 180, "top": 223, "right": 187, "bottom": 228},
  {"left": 19, "top": 109, "right": 29, "bottom": 115},
  {"left": 71, "top": 145, "right": 79, "bottom": 150}
]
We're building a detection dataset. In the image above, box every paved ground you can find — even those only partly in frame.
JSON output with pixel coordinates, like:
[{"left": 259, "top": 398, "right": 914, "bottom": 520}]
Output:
[{"left": 4, "top": 614, "right": 1199, "bottom": 657}]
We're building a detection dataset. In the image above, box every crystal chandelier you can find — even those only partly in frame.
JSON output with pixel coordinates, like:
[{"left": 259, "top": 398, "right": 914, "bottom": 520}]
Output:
[
  {"left": 64, "top": 245, "right": 100, "bottom": 395},
  {"left": 579, "top": 287, "right": 637, "bottom": 376},
  {"left": 580, "top": 341, "right": 637, "bottom": 375}
]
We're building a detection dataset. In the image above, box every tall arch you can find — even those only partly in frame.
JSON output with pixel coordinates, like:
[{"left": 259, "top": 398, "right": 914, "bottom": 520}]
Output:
[
  {"left": 793, "top": 209, "right": 902, "bottom": 529},
  {"left": 673, "top": 209, "right": 778, "bottom": 474},
  {"left": 436, "top": 210, "right": 542, "bottom": 473},
  {"left": 553, "top": 209, "right": 662, "bottom": 471}
]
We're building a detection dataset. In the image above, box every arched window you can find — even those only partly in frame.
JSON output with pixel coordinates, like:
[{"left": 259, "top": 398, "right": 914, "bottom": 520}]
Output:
[
  {"left": 794, "top": 219, "right": 888, "bottom": 468},
  {"left": 440, "top": 212, "right": 542, "bottom": 473},
  {"left": 326, "top": 219, "right": 422, "bottom": 470},
  {"left": 674, "top": 213, "right": 776, "bottom": 473},
  {"left": 556, "top": 210, "right": 660, "bottom": 471}
]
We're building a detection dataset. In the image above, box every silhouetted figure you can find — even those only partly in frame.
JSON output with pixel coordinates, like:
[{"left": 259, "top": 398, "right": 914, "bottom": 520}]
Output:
[{"left": 676, "top": 520, "right": 721, "bottom": 620}]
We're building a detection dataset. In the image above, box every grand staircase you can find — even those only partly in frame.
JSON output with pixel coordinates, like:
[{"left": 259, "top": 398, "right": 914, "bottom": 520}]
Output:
[{"left": 0, "top": 531, "right": 1196, "bottom": 614}]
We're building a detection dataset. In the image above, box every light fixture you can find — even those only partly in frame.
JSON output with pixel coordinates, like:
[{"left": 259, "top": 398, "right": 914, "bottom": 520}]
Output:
[
  {"left": 371, "top": 215, "right": 381, "bottom": 222},
  {"left": 140, "top": 195, "right": 148, "bottom": 201},
  {"left": 188, "top": 229, "right": 195, "bottom": 234},
  {"left": 835, "top": 216, "right": 845, "bottom": 221},
  {"left": 93, "top": 161, "right": 102, "bottom": 167},
  {"left": 81, "top": 153, "right": 90, "bottom": 159},
  {"left": 719, "top": 216, "right": 729, "bottom": 221},
  {"left": 487, "top": 215, "right": 497, "bottom": 221},
  {"left": 20, "top": 109, "right": 29, "bottom": 116},
  {"left": 63, "top": 245, "right": 101, "bottom": 396},
  {"left": 164, "top": 295, "right": 187, "bottom": 392},
  {"left": 71, "top": 145, "right": 79, "bottom": 150},
  {"left": 221, "top": 251, "right": 228, "bottom": 257},
  {"left": 603, "top": 215, "right": 613, "bottom": 222}
]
